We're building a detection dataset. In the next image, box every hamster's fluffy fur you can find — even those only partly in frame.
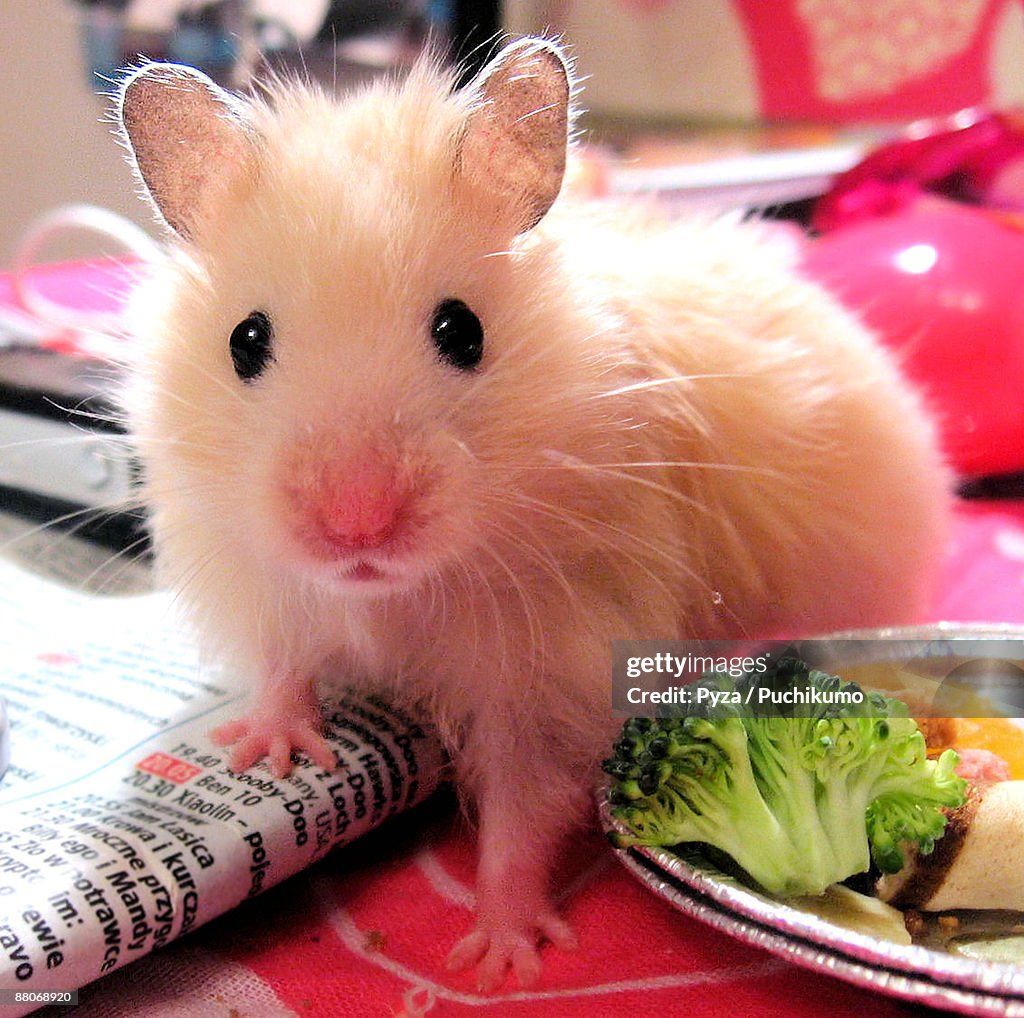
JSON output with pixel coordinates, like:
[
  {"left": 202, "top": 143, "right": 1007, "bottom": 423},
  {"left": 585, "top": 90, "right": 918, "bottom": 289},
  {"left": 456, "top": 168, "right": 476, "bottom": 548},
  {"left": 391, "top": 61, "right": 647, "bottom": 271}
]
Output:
[{"left": 119, "top": 41, "right": 950, "bottom": 990}]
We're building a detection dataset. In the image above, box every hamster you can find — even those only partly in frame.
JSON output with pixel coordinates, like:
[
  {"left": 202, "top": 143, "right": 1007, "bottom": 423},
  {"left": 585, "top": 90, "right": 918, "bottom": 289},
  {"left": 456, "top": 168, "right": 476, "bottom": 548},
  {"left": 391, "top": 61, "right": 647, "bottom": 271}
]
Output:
[{"left": 115, "top": 38, "right": 950, "bottom": 990}]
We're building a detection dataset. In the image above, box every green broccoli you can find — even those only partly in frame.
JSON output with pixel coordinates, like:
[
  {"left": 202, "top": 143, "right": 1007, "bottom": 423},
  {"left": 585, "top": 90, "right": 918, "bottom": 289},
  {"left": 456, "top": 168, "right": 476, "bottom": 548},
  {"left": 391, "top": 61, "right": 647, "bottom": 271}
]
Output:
[{"left": 603, "top": 655, "right": 967, "bottom": 897}]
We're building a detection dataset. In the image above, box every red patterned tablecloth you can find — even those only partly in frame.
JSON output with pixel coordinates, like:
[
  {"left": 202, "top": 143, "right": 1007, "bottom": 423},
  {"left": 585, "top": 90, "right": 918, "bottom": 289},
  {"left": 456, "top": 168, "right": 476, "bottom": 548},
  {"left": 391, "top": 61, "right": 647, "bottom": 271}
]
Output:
[{"left": 28, "top": 499, "right": 1015, "bottom": 1018}]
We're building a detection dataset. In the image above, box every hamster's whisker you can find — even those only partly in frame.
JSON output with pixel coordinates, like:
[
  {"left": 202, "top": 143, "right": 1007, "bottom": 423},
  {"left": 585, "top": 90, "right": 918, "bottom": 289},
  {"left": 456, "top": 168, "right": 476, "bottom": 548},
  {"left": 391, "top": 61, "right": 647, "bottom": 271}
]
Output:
[
  {"left": 423, "top": 555, "right": 481, "bottom": 674},
  {"left": 589, "top": 373, "right": 748, "bottom": 401},
  {"left": 165, "top": 544, "right": 240, "bottom": 626},
  {"left": 506, "top": 550, "right": 546, "bottom": 680},
  {"left": 423, "top": 568, "right": 441, "bottom": 619},
  {"left": 460, "top": 548, "right": 511, "bottom": 680},
  {"left": 254, "top": 592, "right": 273, "bottom": 674},
  {"left": 143, "top": 351, "right": 247, "bottom": 411},
  {"left": 0, "top": 498, "right": 140, "bottom": 555},
  {"left": 498, "top": 489, "right": 679, "bottom": 608},
  {"left": 76, "top": 533, "right": 154, "bottom": 593},
  {"left": 542, "top": 458, "right": 787, "bottom": 480},
  {"left": 176, "top": 558, "right": 235, "bottom": 633},
  {"left": 293, "top": 572, "right": 319, "bottom": 638},
  {"left": 498, "top": 527, "right": 578, "bottom": 607},
  {"left": 54, "top": 402, "right": 130, "bottom": 433},
  {"left": 273, "top": 581, "right": 293, "bottom": 667},
  {"left": 452, "top": 556, "right": 485, "bottom": 667},
  {"left": 541, "top": 457, "right": 708, "bottom": 514},
  {"left": 475, "top": 537, "right": 546, "bottom": 685},
  {"left": 0, "top": 433, "right": 131, "bottom": 455},
  {"left": 502, "top": 483, "right": 748, "bottom": 636},
  {"left": 430, "top": 553, "right": 462, "bottom": 655},
  {"left": 443, "top": 319, "right": 622, "bottom": 417},
  {"left": 125, "top": 375, "right": 210, "bottom": 415},
  {"left": 484, "top": 503, "right": 579, "bottom": 606},
  {"left": 137, "top": 479, "right": 238, "bottom": 511}
]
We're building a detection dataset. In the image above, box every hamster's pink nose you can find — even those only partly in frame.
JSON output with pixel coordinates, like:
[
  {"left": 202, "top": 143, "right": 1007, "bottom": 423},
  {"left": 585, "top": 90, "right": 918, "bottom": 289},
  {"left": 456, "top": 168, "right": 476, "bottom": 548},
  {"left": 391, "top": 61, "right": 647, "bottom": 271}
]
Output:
[{"left": 316, "top": 467, "right": 405, "bottom": 551}]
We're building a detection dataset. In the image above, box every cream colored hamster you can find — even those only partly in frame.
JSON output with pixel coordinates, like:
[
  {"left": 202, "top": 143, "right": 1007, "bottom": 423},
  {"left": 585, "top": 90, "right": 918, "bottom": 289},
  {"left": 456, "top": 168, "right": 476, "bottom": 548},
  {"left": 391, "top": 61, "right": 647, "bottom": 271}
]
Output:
[{"left": 116, "top": 38, "right": 950, "bottom": 990}]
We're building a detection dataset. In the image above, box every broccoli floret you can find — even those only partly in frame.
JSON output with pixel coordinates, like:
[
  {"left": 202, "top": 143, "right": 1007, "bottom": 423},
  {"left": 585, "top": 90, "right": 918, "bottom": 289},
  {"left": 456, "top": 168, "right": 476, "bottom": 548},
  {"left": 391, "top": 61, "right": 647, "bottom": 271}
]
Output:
[{"left": 603, "top": 655, "right": 967, "bottom": 898}]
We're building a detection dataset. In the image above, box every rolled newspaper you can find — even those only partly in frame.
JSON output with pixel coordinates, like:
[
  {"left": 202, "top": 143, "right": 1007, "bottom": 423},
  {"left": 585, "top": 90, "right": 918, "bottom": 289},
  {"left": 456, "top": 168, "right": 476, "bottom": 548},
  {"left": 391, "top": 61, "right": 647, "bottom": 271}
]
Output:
[{"left": 0, "top": 548, "right": 447, "bottom": 1015}]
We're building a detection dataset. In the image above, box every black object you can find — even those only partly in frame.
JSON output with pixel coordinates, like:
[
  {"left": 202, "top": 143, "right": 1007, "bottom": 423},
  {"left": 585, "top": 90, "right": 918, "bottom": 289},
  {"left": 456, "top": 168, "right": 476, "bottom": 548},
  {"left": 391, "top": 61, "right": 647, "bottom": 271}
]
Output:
[
  {"left": 958, "top": 472, "right": 1024, "bottom": 500},
  {"left": 450, "top": 0, "right": 503, "bottom": 85},
  {"left": 0, "top": 345, "right": 121, "bottom": 431}
]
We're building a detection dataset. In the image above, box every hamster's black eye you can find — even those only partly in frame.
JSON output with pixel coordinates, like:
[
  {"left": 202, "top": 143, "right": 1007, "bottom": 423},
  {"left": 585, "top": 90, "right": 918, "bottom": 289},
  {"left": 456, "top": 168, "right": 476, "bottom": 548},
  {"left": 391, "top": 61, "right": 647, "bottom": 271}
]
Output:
[
  {"left": 230, "top": 311, "right": 274, "bottom": 382},
  {"left": 431, "top": 298, "right": 483, "bottom": 371}
]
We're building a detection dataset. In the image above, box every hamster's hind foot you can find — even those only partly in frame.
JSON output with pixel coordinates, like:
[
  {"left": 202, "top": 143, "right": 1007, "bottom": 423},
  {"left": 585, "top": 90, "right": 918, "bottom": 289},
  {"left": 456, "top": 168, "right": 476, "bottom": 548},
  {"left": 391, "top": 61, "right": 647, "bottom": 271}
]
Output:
[{"left": 446, "top": 906, "right": 578, "bottom": 992}]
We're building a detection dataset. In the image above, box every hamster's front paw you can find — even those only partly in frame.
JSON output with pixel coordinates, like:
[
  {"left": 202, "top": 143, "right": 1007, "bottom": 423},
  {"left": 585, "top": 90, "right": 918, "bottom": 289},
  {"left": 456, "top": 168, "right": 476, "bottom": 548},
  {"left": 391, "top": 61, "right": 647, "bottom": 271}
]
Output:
[
  {"left": 446, "top": 906, "right": 578, "bottom": 992},
  {"left": 211, "top": 695, "right": 336, "bottom": 777}
]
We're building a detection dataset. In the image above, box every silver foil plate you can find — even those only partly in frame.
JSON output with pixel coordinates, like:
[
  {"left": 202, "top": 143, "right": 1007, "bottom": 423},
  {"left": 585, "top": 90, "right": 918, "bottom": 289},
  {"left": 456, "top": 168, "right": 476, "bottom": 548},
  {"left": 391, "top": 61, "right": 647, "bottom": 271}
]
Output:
[{"left": 599, "top": 623, "right": 1024, "bottom": 1016}]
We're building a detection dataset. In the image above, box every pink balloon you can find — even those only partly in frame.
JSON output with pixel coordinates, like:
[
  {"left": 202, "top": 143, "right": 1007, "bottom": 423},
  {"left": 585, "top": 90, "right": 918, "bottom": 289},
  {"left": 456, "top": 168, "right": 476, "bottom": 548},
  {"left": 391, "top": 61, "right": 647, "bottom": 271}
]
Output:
[{"left": 802, "top": 196, "right": 1024, "bottom": 477}]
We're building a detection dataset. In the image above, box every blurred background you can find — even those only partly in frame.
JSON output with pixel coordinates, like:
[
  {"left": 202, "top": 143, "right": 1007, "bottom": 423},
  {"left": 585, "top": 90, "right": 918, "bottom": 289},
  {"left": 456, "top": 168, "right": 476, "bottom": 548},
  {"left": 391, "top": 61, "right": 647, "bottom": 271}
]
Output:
[
  {"left": 0, "top": 0, "right": 500, "bottom": 265},
  {"left": 7, "top": 0, "right": 1024, "bottom": 520},
  {"left": 6, "top": 0, "right": 1024, "bottom": 264},
  {"left": 1, "top": 1, "right": 141, "bottom": 266}
]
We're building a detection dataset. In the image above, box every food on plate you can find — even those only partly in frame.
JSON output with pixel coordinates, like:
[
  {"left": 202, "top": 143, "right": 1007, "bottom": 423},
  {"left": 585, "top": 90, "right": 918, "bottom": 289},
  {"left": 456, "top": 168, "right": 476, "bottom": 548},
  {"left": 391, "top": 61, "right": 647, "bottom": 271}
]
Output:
[
  {"left": 918, "top": 714, "right": 1024, "bottom": 780},
  {"left": 789, "top": 884, "right": 911, "bottom": 945},
  {"left": 602, "top": 655, "right": 967, "bottom": 897},
  {"left": 877, "top": 780, "right": 1024, "bottom": 912},
  {"left": 950, "top": 747, "right": 1011, "bottom": 783}
]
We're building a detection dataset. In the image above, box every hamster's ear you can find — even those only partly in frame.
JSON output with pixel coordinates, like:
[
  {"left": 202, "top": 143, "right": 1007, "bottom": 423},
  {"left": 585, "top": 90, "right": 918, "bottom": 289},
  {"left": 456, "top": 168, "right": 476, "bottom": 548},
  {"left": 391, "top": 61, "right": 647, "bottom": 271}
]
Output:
[
  {"left": 118, "top": 63, "right": 254, "bottom": 240},
  {"left": 457, "top": 38, "right": 570, "bottom": 232}
]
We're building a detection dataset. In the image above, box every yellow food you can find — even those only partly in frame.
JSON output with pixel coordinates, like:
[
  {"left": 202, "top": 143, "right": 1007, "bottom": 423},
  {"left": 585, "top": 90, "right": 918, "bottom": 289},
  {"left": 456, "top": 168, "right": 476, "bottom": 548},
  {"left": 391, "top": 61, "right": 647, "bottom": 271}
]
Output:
[
  {"left": 912, "top": 715, "right": 1024, "bottom": 780},
  {"left": 942, "top": 718, "right": 1024, "bottom": 781},
  {"left": 790, "top": 884, "right": 911, "bottom": 945}
]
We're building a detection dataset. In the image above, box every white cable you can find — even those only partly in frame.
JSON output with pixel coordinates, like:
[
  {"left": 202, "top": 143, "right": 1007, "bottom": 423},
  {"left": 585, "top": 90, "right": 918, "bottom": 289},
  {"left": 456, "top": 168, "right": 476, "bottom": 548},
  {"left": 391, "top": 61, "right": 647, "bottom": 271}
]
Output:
[{"left": 9, "top": 204, "right": 161, "bottom": 342}]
